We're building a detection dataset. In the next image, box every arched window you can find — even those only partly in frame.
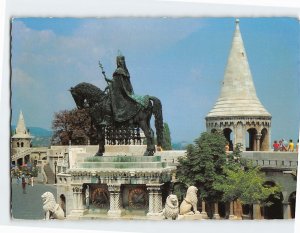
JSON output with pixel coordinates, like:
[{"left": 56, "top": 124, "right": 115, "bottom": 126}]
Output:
[
  {"left": 263, "top": 181, "right": 283, "bottom": 219},
  {"left": 247, "top": 128, "right": 257, "bottom": 151}
]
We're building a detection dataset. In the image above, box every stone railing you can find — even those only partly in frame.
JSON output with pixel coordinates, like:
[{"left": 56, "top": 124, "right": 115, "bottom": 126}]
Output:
[
  {"left": 11, "top": 148, "right": 32, "bottom": 161},
  {"left": 156, "top": 150, "right": 298, "bottom": 170},
  {"left": 241, "top": 151, "right": 298, "bottom": 170}
]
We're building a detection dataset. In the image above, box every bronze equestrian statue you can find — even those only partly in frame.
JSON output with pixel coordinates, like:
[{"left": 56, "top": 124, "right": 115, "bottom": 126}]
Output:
[{"left": 70, "top": 55, "right": 164, "bottom": 156}]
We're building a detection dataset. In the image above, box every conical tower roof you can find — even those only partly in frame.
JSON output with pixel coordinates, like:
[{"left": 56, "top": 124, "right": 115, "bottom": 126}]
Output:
[
  {"left": 12, "top": 111, "right": 32, "bottom": 139},
  {"left": 206, "top": 19, "right": 271, "bottom": 118}
]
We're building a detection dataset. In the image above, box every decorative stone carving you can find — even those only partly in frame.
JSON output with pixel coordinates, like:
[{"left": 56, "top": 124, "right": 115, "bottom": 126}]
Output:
[
  {"left": 41, "top": 192, "right": 65, "bottom": 220},
  {"left": 107, "top": 184, "right": 122, "bottom": 217},
  {"left": 162, "top": 194, "right": 179, "bottom": 220},
  {"left": 146, "top": 184, "right": 163, "bottom": 216},
  {"left": 91, "top": 187, "right": 109, "bottom": 209},
  {"left": 179, "top": 186, "right": 200, "bottom": 215},
  {"left": 128, "top": 187, "right": 147, "bottom": 209}
]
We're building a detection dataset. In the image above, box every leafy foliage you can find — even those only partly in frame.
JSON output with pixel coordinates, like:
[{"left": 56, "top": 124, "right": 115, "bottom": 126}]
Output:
[
  {"left": 51, "top": 108, "right": 97, "bottom": 145},
  {"left": 176, "top": 131, "right": 227, "bottom": 202},
  {"left": 214, "top": 165, "right": 281, "bottom": 205},
  {"left": 162, "top": 122, "right": 172, "bottom": 150},
  {"left": 214, "top": 143, "right": 281, "bottom": 205}
]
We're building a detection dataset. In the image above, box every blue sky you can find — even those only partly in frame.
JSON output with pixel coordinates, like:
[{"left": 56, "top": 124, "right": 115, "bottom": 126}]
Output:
[{"left": 11, "top": 17, "right": 299, "bottom": 143}]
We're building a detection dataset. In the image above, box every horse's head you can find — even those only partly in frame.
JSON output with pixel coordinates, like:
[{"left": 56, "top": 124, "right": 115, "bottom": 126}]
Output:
[
  {"left": 70, "top": 86, "right": 85, "bottom": 109},
  {"left": 70, "top": 82, "right": 105, "bottom": 110}
]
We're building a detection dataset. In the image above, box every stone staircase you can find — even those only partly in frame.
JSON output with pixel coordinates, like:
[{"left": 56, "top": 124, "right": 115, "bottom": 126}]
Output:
[{"left": 43, "top": 164, "right": 55, "bottom": 184}]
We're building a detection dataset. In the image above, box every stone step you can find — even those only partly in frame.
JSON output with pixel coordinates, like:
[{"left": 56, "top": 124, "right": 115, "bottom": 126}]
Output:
[
  {"left": 84, "top": 155, "right": 162, "bottom": 163},
  {"left": 77, "top": 161, "right": 167, "bottom": 169},
  {"left": 43, "top": 164, "right": 55, "bottom": 184}
]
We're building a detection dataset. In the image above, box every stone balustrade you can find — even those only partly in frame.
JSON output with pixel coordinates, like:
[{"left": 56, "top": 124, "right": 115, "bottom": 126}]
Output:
[{"left": 159, "top": 151, "right": 298, "bottom": 170}]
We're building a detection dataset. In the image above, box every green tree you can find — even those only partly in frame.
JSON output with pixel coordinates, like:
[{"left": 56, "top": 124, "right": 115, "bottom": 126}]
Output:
[
  {"left": 213, "top": 144, "right": 281, "bottom": 206},
  {"left": 162, "top": 122, "right": 172, "bottom": 150},
  {"left": 176, "top": 131, "right": 227, "bottom": 202}
]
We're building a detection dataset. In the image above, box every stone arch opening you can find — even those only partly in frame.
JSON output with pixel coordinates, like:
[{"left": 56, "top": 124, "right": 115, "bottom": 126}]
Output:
[
  {"left": 218, "top": 202, "right": 228, "bottom": 219},
  {"left": 223, "top": 128, "right": 234, "bottom": 151},
  {"left": 263, "top": 181, "right": 283, "bottom": 219},
  {"left": 24, "top": 154, "right": 30, "bottom": 164},
  {"left": 260, "top": 128, "right": 269, "bottom": 151},
  {"left": 17, "top": 142, "right": 20, "bottom": 147},
  {"left": 60, "top": 194, "right": 66, "bottom": 217},
  {"left": 242, "top": 204, "right": 251, "bottom": 219},
  {"left": 17, "top": 158, "right": 23, "bottom": 166},
  {"left": 288, "top": 191, "right": 296, "bottom": 219},
  {"left": 21, "top": 142, "right": 24, "bottom": 147},
  {"left": 247, "top": 128, "right": 257, "bottom": 151}
]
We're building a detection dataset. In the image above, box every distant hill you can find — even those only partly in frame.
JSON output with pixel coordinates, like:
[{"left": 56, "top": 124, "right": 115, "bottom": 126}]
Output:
[
  {"left": 172, "top": 141, "right": 191, "bottom": 150},
  {"left": 11, "top": 125, "right": 52, "bottom": 147},
  {"left": 11, "top": 125, "right": 52, "bottom": 137},
  {"left": 28, "top": 127, "right": 53, "bottom": 137}
]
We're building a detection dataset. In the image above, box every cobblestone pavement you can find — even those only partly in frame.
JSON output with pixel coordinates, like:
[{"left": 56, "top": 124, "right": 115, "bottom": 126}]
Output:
[{"left": 11, "top": 179, "right": 57, "bottom": 220}]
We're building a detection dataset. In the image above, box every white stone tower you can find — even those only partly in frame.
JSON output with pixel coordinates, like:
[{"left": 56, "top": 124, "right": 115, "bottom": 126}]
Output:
[
  {"left": 11, "top": 111, "right": 33, "bottom": 165},
  {"left": 206, "top": 19, "right": 271, "bottom": 151}
]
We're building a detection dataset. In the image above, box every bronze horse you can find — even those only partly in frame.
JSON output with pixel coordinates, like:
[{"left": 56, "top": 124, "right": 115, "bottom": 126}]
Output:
[{"left": 70, "top": 82, "right": 164, "bottom": 156}]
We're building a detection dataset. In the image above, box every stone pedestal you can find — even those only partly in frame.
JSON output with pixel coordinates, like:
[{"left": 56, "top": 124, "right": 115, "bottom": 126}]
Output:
[
  {"left": 107, "top": 184, "right": 123, "bottom": 217},
  {"left": 68, "top": 184, "right": 87, "bottom": 219},
  {"left": 213, "top": 202, "right": 220, "bottom": 219},
  {"left": 146, "top": 184, "right": 163, "bottom": 217},
  {"left": 200, "top": 200, "right": 208, "bottom": 219},
  {"left": 283, "top": 202, "right": 292, "bottom": 219}
]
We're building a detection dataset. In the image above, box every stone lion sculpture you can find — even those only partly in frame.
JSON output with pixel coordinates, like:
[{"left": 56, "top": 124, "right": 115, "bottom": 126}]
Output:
[
  {"left": 179, "top": 186, "right": 200, "bottom": 215},
  {"left": 41, "top": 192, "right": 65, "bottom": 220},
  {"left": 162, "top": 194, "right": 179, "bottom": 220}
]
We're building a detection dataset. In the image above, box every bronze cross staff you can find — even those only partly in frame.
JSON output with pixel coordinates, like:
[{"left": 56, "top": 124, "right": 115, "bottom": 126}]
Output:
[{"left": 98, "top": 60, "right": 109, "bottom": 85}]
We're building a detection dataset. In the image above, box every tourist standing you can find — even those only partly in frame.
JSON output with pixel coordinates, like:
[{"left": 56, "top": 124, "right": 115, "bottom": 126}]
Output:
[
  {"left": 296, "top": 139, "right": 299, "bottom": 153},
  {"left": 21, "top": 174, "right": 27, "bottom": 194},
  {"left": 288, "top": 139, "right": 294, "bottom": 152},
  {"left": 273, "top": 140, "right": 280, "bottom": 151}
]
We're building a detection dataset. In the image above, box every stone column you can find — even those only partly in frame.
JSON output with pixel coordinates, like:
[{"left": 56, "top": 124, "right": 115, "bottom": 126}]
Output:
[
  {"left": 229, "top": 201, "right": 235, "bottom": 219},
  {"left": 283, "top": 202, "right": 292, "bottom": 219},
  {"left": 255, "top": 133, "right": 262, "bottom": 151},
  {"left": 107, "top": 184, "right": 122, "bottom": 217},
  {"left": 253, "top": 203, "right": 262, "bottom": 219},
  {"left": 234, "top": 199, "right": 243, "bottom": 220},
  {"left": 213, "top": 202, "right": 220, "bottom": 219},
  {"left": 146, "top": 184, "right": 162, "bottom": 216},
  {"left": 201, "top": 200, "right": 208, "bottom": 219},
  {"left": 69, "top": 184, "right": 86, "bottom": 219}
]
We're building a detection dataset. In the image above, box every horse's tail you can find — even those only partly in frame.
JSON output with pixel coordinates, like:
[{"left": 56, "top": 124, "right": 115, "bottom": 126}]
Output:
[{"left": 149, "top": 96, "right": 164, "bottom": 147}]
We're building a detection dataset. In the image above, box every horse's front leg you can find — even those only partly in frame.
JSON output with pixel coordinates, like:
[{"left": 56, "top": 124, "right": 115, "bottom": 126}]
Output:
[
  {"left": 95, "top": 126, "right": 105, "bottom": 156},
  {"left": 139, "top": 121, "right": 155, "bottom": 156}
]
